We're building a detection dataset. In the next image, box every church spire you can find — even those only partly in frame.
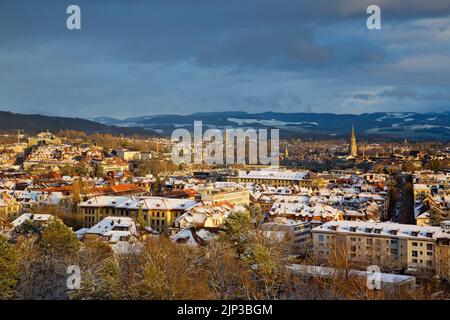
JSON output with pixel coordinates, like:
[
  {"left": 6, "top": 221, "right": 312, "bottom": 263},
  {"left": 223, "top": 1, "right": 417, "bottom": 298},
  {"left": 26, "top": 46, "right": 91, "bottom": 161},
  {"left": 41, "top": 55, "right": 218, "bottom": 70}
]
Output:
[{"left": 350, "top": 125, "right": 358, "bottom": 158}]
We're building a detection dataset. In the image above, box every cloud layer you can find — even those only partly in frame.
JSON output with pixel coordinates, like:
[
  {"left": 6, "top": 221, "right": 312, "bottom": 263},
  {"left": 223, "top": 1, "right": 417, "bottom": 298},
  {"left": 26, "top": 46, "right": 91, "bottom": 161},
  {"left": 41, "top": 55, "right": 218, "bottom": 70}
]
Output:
[{"left": 0, "top": 0, "right": 449, "bottom": 118}]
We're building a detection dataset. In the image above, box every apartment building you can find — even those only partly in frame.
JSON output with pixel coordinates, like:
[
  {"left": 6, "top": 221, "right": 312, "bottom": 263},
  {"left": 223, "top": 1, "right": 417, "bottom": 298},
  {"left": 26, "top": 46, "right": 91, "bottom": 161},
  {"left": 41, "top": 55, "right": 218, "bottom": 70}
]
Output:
[
  {"left": 99, "top": 157, "right": 130, "bottom": 173},
  {"left": 261, "top": 217, "right": 311, "bottom": 246},
  {"left": 312, "top": 220, "right": 450, "bottom": 275},
  {"left": 436, "top": 221, "right": 450, "bottom": 278},
  {"left": 413, "top": 184, "right": 432, "bottom": 203},
  {"left": 76, "top": 216, "right": 138, "bottom": 243},
  {"left": 199, "top": 186, "right": 250, "bottom": 206},
  {"left": 0, "top": 193, "right": 22, "bottom": 218},
  {"left": 173, "top": 203, "right": 245, "bottom": 230},
  {"left": 229, "top": 170, "right": 313, "bottom": 188},
  {"left": 116, "top": 149, "right": 142, "bottom": 161},
  {"left": 27, "top": 131, "right": 62, "bottom": 148},
  {"left": 78, "top": 195, "right": 198, "bottom": 232}
]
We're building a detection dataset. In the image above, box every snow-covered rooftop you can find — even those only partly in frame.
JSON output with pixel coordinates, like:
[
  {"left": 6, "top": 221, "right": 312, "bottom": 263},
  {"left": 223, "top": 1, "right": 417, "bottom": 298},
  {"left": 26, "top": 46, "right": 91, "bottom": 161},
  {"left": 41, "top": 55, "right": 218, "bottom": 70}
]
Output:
[
  {"left": 313, "top": 220, "right": 450, "bottom": 240},
  {"left": 237, "top": 170, "right": 308, "bottom": 181}
]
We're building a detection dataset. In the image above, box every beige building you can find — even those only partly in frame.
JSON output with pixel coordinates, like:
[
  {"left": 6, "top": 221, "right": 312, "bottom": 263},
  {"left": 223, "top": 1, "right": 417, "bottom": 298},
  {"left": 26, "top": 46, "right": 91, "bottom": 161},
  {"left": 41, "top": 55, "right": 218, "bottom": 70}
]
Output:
[
  {"left": 28, "top": 131, "right": 61, "bottom": 148},
  {"left": 436, "top": 221, "right": 450, "bottom": 278},
  {"left": 0, "top": 193, "right": 22, "bottom": 218},
  {"left": 229, "top": 170, "right": 313, "bottom": 188},
  {"left": 100, "top": 157, "right": 130, "bottom": 173},
  {"left": 261, "top": 217, "right": 311, "bottom": 246},
  {"left": 116, "top": 149, "right": 142, "bottom": 161},
  {"left": 199, "top": 186, "right": 250, "bottom": 206},
  {"left": 78, "top": 195, "right": 198, "bottom": 233},
  {"left": 76, "top": 216, "right": 138, "bottom": 244},
  {"left": 312, "top": 220, "right": 450, "bottom": 275},
  {"left": 413, "top": 184, "right": 432, "bottom": 202}
]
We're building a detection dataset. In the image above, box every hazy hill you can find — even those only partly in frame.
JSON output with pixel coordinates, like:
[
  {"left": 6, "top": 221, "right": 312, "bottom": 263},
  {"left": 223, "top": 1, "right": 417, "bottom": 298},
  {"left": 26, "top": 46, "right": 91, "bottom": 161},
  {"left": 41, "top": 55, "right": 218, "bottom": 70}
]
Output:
[
  {"left": 93, "top": 111, "right": 450, "bottom": 141},
  {"left": 0, "top": 111, "right": 153, "bottom": 135}
]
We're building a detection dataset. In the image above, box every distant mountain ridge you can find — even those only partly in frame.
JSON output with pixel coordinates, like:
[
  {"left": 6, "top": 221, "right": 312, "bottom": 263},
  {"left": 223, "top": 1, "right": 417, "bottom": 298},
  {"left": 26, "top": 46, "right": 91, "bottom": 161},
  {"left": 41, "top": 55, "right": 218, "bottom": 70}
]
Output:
[
  {"left": 0, "top": 111, "right": 153, "bottom": 135},
  {"left": 93, "top": 111, "right": 450, "bottom": 141}
]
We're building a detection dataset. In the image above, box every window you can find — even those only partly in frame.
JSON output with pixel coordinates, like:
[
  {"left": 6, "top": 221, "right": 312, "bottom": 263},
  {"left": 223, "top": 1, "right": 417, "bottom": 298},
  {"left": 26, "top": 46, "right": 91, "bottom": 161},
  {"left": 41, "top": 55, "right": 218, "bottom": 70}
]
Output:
[
  {"left": 318, "top": 235, "right": 324, "bottom": 242},
  {"left": 412, "top": 251, "right": 418, "bottom": 257},
  {"left": 426, "top": 244, "right": 433, "bottom": 250},
  {"left": 412, "top": 242, "right": 418, "bottom": 246}
]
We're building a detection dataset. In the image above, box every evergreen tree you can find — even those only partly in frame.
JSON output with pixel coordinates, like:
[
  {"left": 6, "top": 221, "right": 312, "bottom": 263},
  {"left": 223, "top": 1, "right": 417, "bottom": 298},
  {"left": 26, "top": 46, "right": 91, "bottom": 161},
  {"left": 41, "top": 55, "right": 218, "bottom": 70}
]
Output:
[
  {"left": 429, "top": 208, "right": 443, "bottom": 226},
  {"left": 96, "top": 257, "right": 123, "bottom": 299},
  {"left": 93, "top": 164, "right": 104, "bottom": 178},
  {"left": 0, "top": 236, "right": 20, "bottom": 299},
  {"left": 75, "top": 162, "right": 89, "bottom": 177},
  {"left": 153, "top": 176, "right": 161, "bottom": 193},
  {"left": 40, "top": 219, "right": 80, "bottom": 259},
  {"left": 137, "top": 205, "right": 147, "bottom": 230},
  {"left": 221, "top": 210, "right": 253, "bottom": 257},
  {"left": 15, "top": 219, "right": 43, "bottom": 236},
  {"left": 402, "top": 161, "right": 416, "bottom": 173}
]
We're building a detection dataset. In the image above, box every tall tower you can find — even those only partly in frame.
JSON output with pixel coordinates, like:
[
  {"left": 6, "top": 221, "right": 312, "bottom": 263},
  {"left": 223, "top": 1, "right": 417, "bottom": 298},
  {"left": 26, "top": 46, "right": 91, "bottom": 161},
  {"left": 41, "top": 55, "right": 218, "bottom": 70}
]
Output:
[{"left": 350, "top": 125, "right": 358, "bottom": 158}]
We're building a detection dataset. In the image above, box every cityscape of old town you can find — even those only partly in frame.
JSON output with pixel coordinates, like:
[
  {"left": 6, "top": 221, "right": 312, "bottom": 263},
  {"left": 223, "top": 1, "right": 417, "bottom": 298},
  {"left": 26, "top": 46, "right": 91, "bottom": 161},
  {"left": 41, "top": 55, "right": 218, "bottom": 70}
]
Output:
[
  {"left": 1, "top": 0, "right": 450, "bottom": 304},
  {"left": 0, "top": 125, "right": 449, "bottom": 300}
]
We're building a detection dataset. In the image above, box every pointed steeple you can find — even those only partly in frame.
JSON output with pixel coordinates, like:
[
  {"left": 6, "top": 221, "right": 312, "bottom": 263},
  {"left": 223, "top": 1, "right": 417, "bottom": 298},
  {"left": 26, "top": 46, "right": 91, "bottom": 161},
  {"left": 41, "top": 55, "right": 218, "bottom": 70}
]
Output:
[{"left": 350, "top": 125, "right": 358, "bottom": 158}]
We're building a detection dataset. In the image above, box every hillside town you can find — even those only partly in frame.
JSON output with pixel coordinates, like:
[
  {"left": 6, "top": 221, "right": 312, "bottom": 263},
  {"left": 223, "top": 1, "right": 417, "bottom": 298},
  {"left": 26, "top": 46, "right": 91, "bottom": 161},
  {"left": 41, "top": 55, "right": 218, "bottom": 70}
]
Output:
[{"left": 0, "top": 128, "right": 449, "bottom": 300}]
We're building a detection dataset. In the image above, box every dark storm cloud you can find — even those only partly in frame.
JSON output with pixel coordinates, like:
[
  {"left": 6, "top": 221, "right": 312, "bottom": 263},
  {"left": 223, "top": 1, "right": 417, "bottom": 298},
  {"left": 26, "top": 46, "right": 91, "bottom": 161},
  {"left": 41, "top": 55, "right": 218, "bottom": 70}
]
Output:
[
  {"left": 378, "top": 87, "right": 449, "bottom": 101},
  {"left": 353, "top": 93, "right": 375, "bottom": 101},
  {"left": 0, "top": 0, "right": 449, "bottom": 117},
  {"left": 379, "top": 87, "right": 420, "bottom": 99}
]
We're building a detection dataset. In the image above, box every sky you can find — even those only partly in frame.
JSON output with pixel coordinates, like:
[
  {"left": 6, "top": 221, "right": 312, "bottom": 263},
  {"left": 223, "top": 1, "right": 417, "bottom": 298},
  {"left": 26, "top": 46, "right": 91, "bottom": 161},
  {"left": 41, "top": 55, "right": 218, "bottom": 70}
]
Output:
[{"left": 0, "top": 0, "right": 449, "bottom": 118}]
